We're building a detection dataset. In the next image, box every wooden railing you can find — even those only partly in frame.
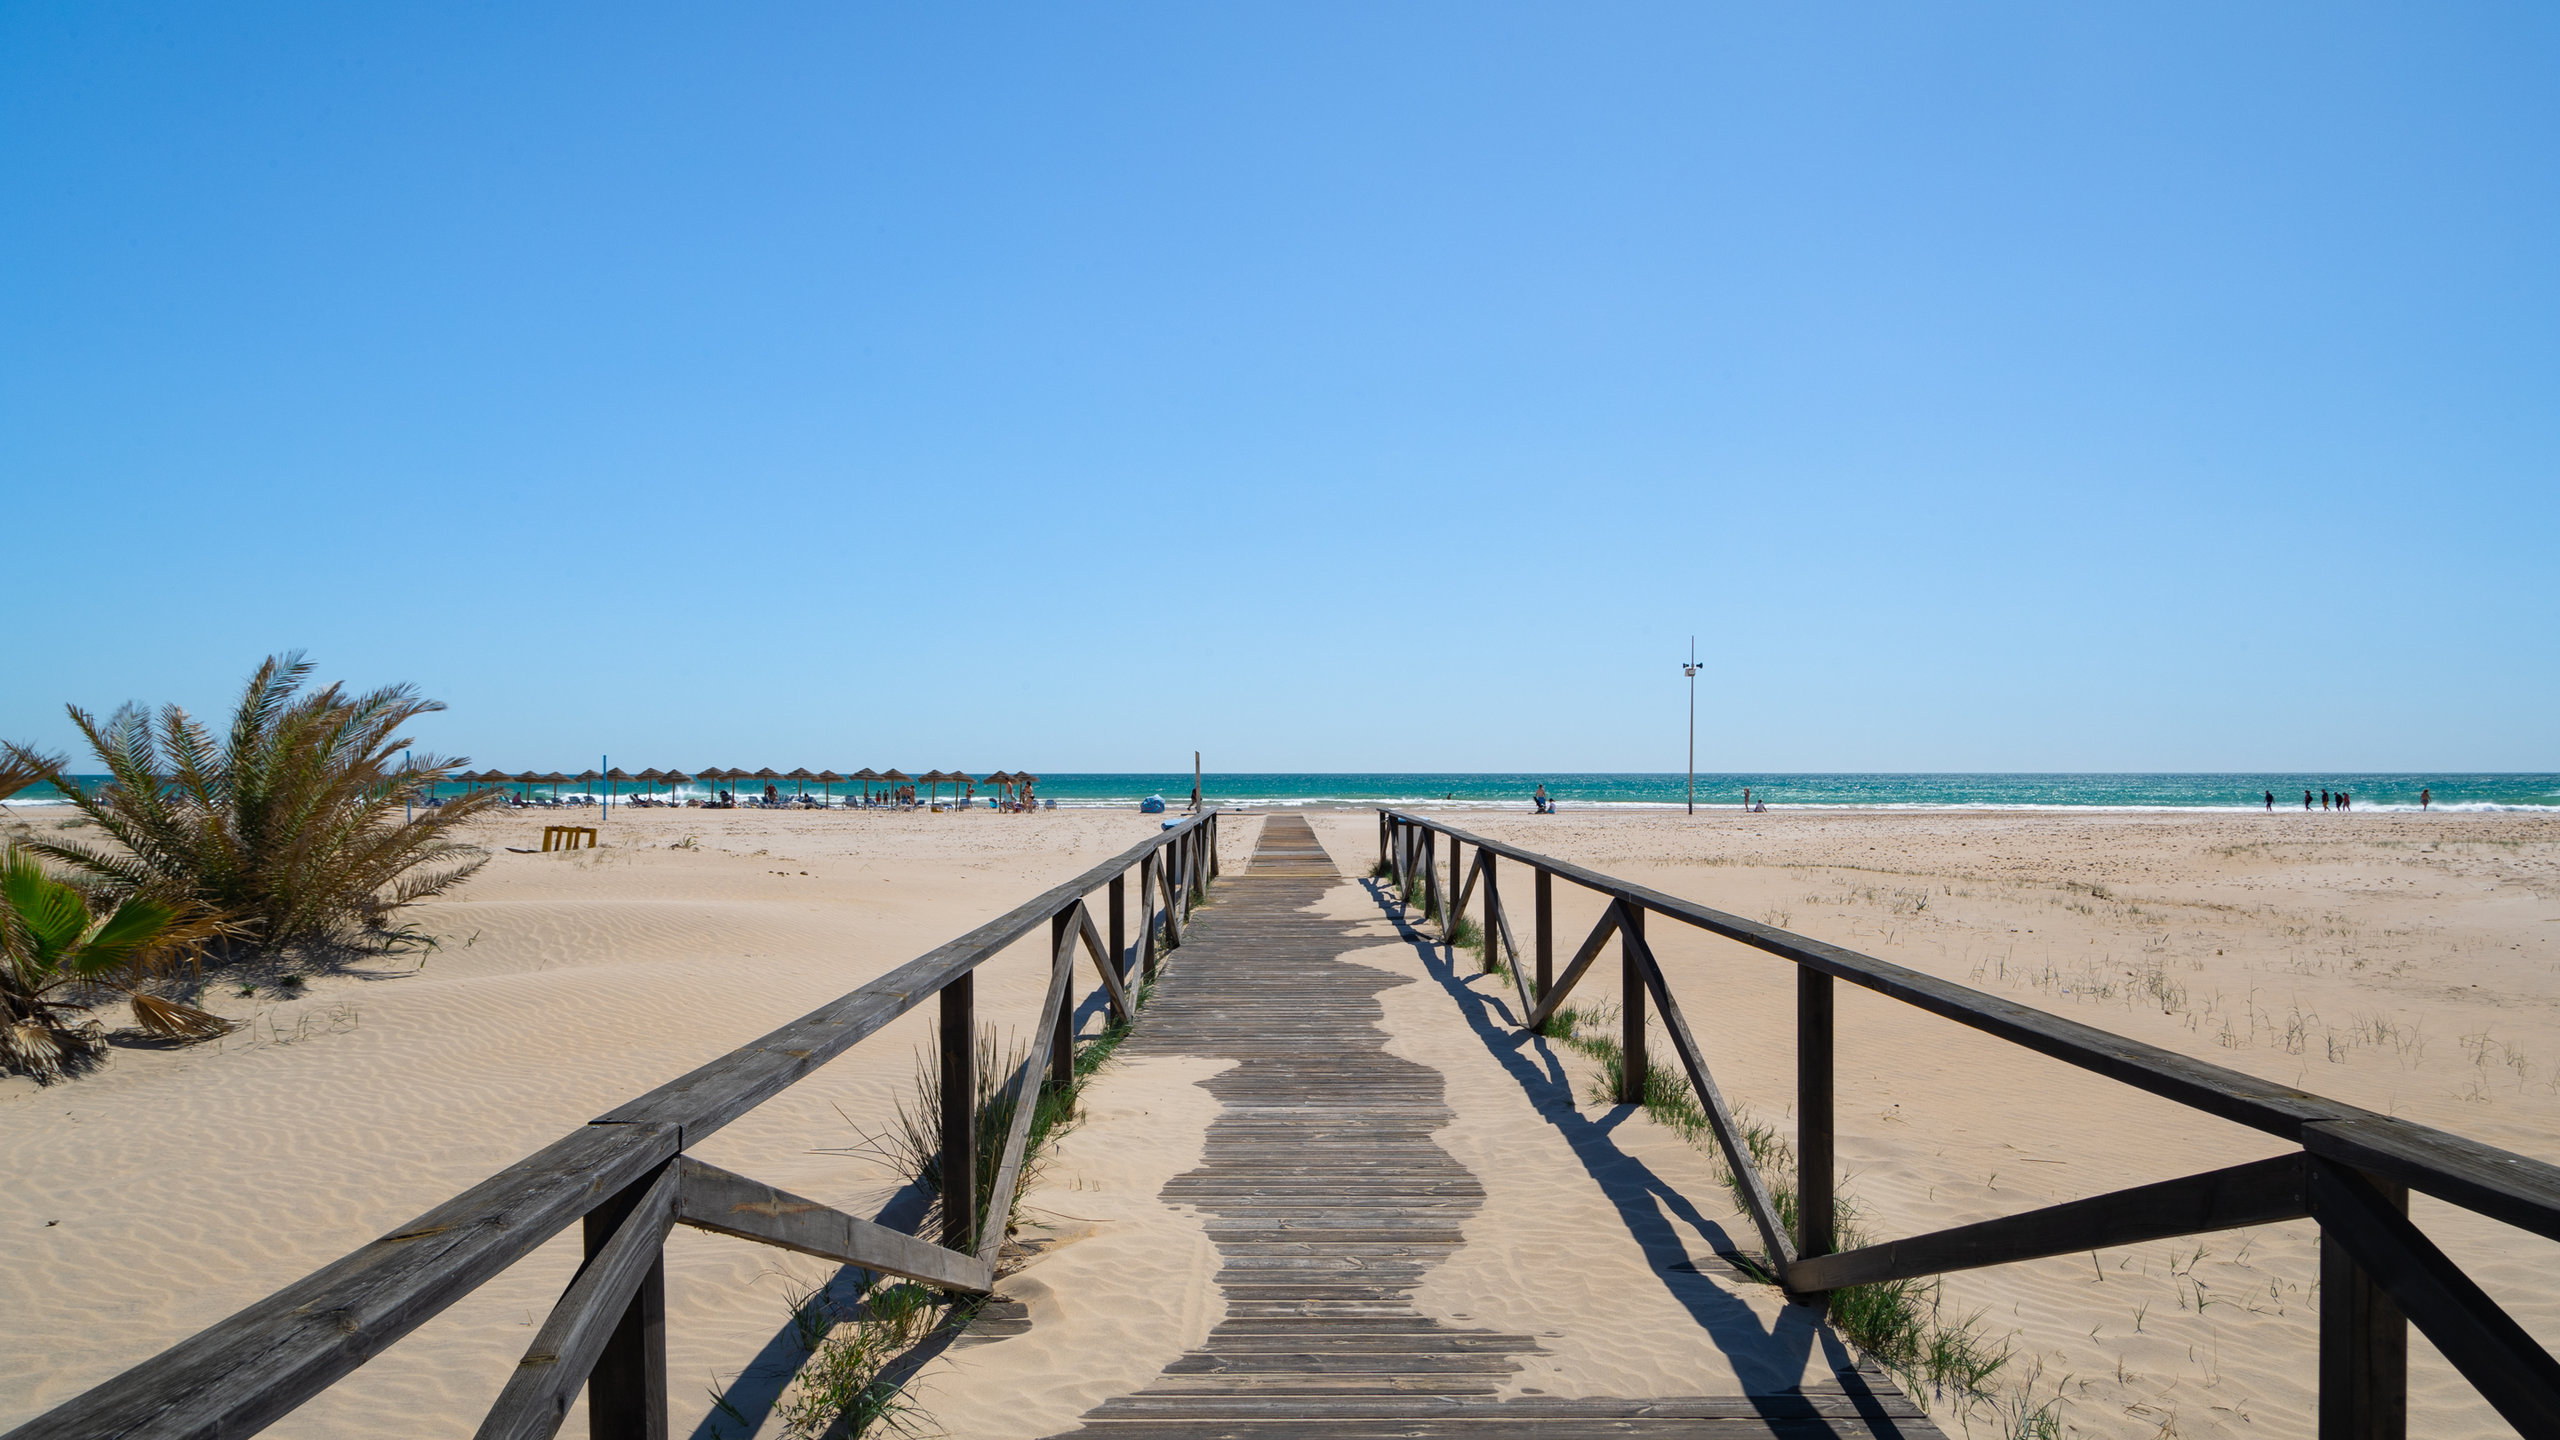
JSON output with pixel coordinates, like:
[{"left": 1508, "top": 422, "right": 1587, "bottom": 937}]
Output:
[
  {"left": 9, "top": 810, "right": 1224, "bottom": 1440},
  {"left": 1379, "top": 809, "right": 2560, "bottom": 1440}
]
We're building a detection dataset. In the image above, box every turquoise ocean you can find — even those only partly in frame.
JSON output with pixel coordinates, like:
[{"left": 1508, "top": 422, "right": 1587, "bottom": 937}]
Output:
[{"left": 23, "top": 772, "right": 2558, "bottom": 813}]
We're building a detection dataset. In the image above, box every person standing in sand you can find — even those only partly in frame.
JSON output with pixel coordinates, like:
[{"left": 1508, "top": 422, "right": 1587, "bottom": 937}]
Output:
[
  {"left": 2265, "top": 790, "right": 2275, "bottom": 811},
  {"left": 2304, "top": 789, "right": 2314, "bottom": 810},
  {"left": 2422, "top": 786, "right": 2432, "bottom": 810}
]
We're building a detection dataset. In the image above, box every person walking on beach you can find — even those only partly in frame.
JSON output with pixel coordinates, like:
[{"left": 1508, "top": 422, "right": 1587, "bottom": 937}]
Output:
[
  {"left": 2322, "top": 789, "right": 2331, "bottom": 810},
  {"left": 2304, "top": 790, "right": 2314, "bottom": 810},
  {"left": 2265, "top": 790, "right": 2275, "bottom": 811}
]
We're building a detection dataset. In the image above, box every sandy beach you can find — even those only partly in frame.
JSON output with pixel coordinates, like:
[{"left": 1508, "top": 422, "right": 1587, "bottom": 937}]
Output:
[{"left": 5, "top": 803, "right": 2557, "bottom": 1438}]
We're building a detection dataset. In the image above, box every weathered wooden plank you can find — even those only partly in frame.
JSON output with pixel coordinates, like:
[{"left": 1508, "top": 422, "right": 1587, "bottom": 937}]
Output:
[
  {"left": 2304, "top": 1115, "right": 2560, "bottom": 1247},
  {"left": 1786, "top": 1154, "right": 2309, "bottom": 1294},
  {"left": 9, "top": 1120, "right": 679, "bottom": 1440},
  {"left": 476, "top": 1161, "right": 682, "bottom": 1440},
  {"left": 672, "top": 1158, "right": 991, "bottom": 1293}
]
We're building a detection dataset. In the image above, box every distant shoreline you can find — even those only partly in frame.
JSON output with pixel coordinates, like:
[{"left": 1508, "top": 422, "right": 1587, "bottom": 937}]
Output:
[
  {"left": 14, "top": 772, "right": 2559, "bottom": 814},
  {"left": 14, "top": 770, "right": 2555, "bottom": 814}
]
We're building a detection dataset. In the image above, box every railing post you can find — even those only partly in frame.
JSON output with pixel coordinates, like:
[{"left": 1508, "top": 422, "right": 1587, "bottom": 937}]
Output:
[
  {"left": 1618, "top": 904, "right": 1648, "bottom": 1106},
  {"left": 1139, "top": 854, "right": 1158, "bottom": 978},
  {"left": 1481, "top": 851, "right": 1499, "bottom": 973},
  {"left": 1534, "top": 868, "right": 1553, "bottom": 1002},
  {"left": 1109, "top": 874, "right": 1127, "bottom": 981},
  {"left": 1797, "top": 967, "right": 1835, "bottom": 1307},
  {"left": 1209, "top": 813, "right": 1219, "bottom": 880},
  {"left": 2320, "top": 1173, "right": 2410, "bottom": 1440},
  {"left": 1378, "top": 812, "right": 1388, "bottom": 874},
  {"left": 940, "top": 972, "right": 976, "bottom": 1255},
  {"left": 1050, "top": 908, "right": 1075, "bottom": 1092},
  {"left": 1447, "top": 834, "right": 1462, "bottom": 938},
  {"left": 584, "top": 1171, "right": 669, "bottom": 1440}
]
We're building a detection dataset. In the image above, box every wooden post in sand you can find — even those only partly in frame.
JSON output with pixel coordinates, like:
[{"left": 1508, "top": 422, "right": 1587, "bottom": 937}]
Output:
[
  {"left": 1534, "top": 868, "right": 1553, "bottom": 1001},
  {"left": 584, "top": 1172, "right": 669, "bottom": 1439},
  {"left": 1109, "top": 875, "right": 1127, "bottom": 982},
  {"left": 1481, "top": 851, "right": 1499, "bottom": 973},
  {"left": 1618, "top": 906, "right": 1648, "bottom": 1105},
  {"left": 1140, "top": 854, "right": 1159, "bottom": 979},
  {"left": 1448, "top": 836, "right": 1463, "bottom": 938},
  {"left": 940, "top": 972, "right": 976, "bottom": 1254},
  {"left": 1797, "top": 968, "right": 1836, "bottom": 1302},
  {"left": 2320, "top": 1172, "right": 2409, "bottom": 1440},
  {"left": 1050, "top": 910, "right": 1075, "bottom": 1093}
]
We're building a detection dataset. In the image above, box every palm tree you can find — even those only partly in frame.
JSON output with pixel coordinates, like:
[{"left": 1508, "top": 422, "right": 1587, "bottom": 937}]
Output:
[
  {"left": 7, "top": 652, "right": 502, "bottom": 956},
  {"left": 0, "top": 846, "right": 224, "bottom": 1080}
]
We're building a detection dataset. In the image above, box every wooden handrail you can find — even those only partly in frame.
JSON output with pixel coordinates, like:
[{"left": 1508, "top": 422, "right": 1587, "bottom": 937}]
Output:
[
  {"left": 1380, "top": 810, "right": 2560, "bottom": 1223},
  {"left": 12, "top": 810, "right": 1223, "bottom": 1440},
  {"left": 1379, "top": 807, "right": 2560, "bottom": 1440}
]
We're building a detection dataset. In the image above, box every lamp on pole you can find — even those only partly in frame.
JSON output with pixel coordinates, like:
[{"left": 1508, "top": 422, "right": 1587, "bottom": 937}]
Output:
[{"left": 1683, "top": 638, "right": 1699, "bottom": 816}]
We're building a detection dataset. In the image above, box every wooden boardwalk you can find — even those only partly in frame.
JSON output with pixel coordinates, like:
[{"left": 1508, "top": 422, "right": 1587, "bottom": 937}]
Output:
[{"left": 1042, "top": 815, "right": 1943, "bottom": 1439}]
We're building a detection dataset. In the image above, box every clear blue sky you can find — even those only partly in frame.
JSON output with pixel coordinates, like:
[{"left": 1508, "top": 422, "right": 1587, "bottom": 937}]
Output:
[{"left": 5, "top": 4, "right": 2553, "bottom": 773}]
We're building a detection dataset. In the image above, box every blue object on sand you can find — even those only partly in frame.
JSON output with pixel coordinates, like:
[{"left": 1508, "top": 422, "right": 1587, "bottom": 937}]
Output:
[
  {"left": 1162, "top": 818, "right": 1180, "bottom": 830},
  {"left": 1139, "top": 794, "right": 1166, "bottom": 814}
]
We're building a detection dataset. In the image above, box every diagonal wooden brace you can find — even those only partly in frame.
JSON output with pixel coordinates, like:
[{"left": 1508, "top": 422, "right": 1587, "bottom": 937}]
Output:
[
  {"left": 1787, "top": 1154, "right": 2309, "bottom": 1294},
  {"left": 673, "top": 1158, "right": 992, "bottom": 1294},
  {"left": 977, "top": 929, "right": 1079, "bottom": 1267},
  {"left": 1077, "top": 905, "right": 1133, "bottom": 1024},
  {"left": 1522, "top": 901, "right": 1626, "bottom": 1033},
  {"left": 1627, "top": 922, "right": 1797, "bottom": 1280}
]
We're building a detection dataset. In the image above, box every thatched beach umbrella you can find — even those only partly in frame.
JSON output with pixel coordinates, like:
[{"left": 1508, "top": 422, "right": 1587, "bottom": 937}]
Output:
[
  {"left": 662, "top": 769, "right": 691, "bottom": 800},
  {"left": 635, "top": 767, "right": 663, "bottom": 801},
  {"left": 785, "top": 766, "right": 814, "bottom": 797},
  {"left": 513, "top": 770, "right": 540, "bottom": 801},
  {"left": 575, "top": 769, "right": 601, "bottom": 801},
  {"left": 543, "top": 770, "right": 570, "bottom": 801},
  {"left": 816, "top": 769, "right": 843, "bottom": 804},
  {"left": 852, "top": 767, "right": 881, "bottom": 804},
  {"left": 881, "top": 768, "right": 912, "bottom": 804}
]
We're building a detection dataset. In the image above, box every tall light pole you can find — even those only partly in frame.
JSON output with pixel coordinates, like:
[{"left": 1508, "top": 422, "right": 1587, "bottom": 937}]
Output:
[{"left": 1683, "top": 638, "right": 1699, "bottom": 816}]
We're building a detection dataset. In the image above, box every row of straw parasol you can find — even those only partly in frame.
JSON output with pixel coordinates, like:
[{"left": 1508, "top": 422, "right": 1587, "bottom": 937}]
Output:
[{"left": 449, "top": 767, "right": 1038, "bottom": 806}]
